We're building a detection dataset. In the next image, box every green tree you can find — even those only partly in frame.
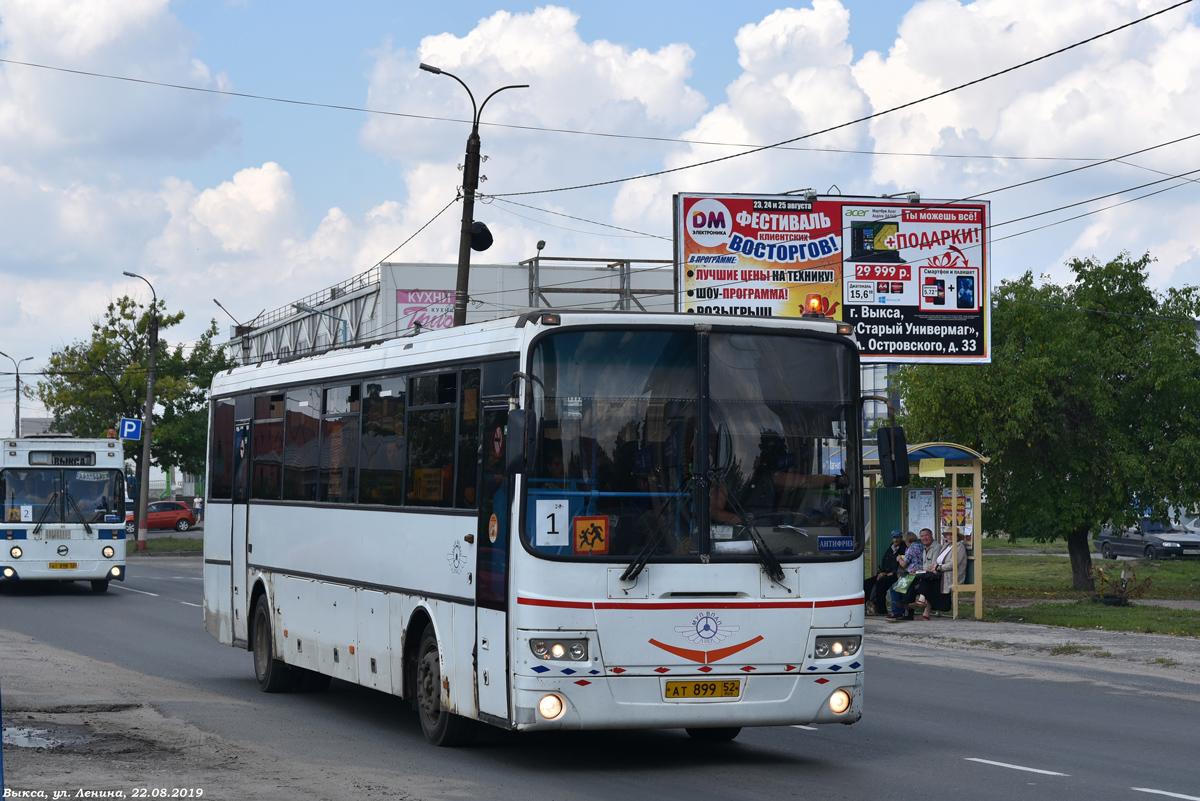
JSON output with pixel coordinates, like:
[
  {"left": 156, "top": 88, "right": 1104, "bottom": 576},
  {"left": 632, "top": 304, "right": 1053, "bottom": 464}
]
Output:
[
  {"left": 34, "top": 296, "right": 233, "bottom": 493},
  {"left": 894, "top": 253, "right": 1200, "bottom": 590}
]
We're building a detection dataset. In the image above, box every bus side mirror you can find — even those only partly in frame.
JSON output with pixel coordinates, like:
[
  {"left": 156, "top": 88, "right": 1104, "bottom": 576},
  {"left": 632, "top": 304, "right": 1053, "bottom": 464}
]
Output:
[
  {"left": 877, "top": 427, "right": 910, "bottom": 487},
  {"left": 506, "top": 410, "right": 528, "bottom": 474}
]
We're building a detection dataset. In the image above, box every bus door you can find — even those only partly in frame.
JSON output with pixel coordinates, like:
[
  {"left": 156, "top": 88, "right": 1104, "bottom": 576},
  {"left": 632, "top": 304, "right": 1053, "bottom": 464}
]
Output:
[
  {"left": 475, "top": 406, "right": 511, "bottom": 720},
  {"left": 231, "top": 420, "right": 251, "bottom": 646}
]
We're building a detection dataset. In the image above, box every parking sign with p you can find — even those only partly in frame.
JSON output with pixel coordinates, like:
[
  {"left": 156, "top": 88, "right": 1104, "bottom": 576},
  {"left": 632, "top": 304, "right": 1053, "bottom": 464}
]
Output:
[{"left": 120, "top": 418, "right": 142, "bottom": 440}]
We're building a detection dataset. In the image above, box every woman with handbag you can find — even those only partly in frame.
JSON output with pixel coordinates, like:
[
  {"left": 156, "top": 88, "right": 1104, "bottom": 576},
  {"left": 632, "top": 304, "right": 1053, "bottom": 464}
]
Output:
[{"left": 885, "top": 532, "right": 923, "bottom": 620}]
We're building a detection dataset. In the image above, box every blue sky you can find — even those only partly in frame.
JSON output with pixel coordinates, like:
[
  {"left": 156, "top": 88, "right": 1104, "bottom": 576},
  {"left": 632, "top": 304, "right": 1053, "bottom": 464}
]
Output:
[
  {"left": 1, "top": 0, "right": 1198, "bottom": 432},
  {"left": 165, "top": 0, "right": 911, "bottom": 229}
]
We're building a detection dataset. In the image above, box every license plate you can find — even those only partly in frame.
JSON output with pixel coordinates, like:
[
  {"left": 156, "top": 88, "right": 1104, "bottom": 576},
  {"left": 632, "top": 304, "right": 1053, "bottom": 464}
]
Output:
[
  {"left": 1184, "top": 549, "right": 1200, "bottom": 555},
  {"left": 48, "top": 562, "right": 77, "bottom": 569},
  {"left": 664, "top": 680, "right": 741, "bottom": 700}
]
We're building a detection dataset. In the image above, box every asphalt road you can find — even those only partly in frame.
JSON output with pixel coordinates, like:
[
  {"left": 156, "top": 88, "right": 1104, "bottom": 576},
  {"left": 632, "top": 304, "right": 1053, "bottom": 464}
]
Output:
[{"left": 3, "top": 557, "right": 1198, "bottom": 801}]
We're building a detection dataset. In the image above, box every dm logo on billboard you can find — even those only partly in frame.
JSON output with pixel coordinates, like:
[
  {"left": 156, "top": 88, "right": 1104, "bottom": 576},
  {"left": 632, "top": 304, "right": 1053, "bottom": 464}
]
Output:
[{"left": 686, "top": 199, "right": 733, "bottom": 246}]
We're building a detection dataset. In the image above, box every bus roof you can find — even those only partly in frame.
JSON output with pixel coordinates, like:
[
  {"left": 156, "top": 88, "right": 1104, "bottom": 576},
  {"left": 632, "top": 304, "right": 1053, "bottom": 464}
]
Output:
[{"left": 210, "top": 309, "right": 851, "bottom": 397}]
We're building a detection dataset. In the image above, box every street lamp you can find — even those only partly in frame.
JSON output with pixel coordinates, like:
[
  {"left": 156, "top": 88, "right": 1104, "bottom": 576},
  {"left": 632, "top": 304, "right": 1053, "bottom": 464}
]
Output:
[
  {"left": 293, "top": 303, "right": 348, "bottom": 346},
  {"left": 0, "top": 351, "right": 34, "bottom": 437},
  {"left": 124, "top": 271, "right": 158, "bottom": 553},
  {"left": 420, "top": 62, "right": 528, "bottom": 326}
]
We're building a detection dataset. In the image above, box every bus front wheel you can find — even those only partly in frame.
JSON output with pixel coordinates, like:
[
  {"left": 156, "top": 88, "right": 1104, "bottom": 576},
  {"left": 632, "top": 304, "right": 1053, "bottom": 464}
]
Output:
[
  {"left": 415, "top": 628, "right": 476, "bottom": 747},
  {"left": 90, "top": 580, "right": 109, "bottom": 593},
  {"left": 253, "top": 595, "right": 295, "bottom": 693},
  {"left": 686, "top": 727, "right": 741, "bottom": 742}
]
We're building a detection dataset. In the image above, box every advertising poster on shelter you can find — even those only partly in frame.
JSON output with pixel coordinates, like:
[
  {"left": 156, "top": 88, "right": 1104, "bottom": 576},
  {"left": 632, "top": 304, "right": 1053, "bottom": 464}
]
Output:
[{"left": 674, "top": 193, "right": 991, "bottom": 364}]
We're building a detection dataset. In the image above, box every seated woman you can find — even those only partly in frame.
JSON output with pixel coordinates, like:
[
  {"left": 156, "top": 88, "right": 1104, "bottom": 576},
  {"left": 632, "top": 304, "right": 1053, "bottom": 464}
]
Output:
[{"left": 912, "top": 532, "right": 968, "bottom": 619}]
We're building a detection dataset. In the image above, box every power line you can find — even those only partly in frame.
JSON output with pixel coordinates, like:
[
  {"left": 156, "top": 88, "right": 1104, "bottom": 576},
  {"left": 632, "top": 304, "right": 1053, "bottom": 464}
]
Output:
[
  {"left": 486, "top": 197, "right": 670, "bottom": 240},
  {"left": 489, "top": 0, "right": 1195, "bottom": 198},
  {"left": 365, "top": 197, "right": 459, "bottom": 270},
  {"left": 0, "top": 56, "right": 1111, "bottom": 165}
]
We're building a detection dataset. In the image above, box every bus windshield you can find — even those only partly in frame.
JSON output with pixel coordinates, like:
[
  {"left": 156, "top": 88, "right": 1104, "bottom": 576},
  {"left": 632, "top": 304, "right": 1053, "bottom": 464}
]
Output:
[
  {"left": 1, "top": 468, "right": 124, "bottom": 524},
  {"left": 525, "top": 328, "right": 859, "bottom": 562}
]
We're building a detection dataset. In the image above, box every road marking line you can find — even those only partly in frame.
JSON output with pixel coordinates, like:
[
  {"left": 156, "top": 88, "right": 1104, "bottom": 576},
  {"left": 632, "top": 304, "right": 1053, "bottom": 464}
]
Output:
[
  {"left": 112, "top": 585, "right": 159, "bottom": 597},
  {"left": 963, "top": 758, "right": 1068, "bottom": 776},
  {"left": 1133, "top": 789, "right": 1200, "bottom": 800},
  {"left": 180, "top": 601, "right": 202, "bottom": 608},
  {"left": 790, "top": 725, "right": 818, "bottom": 730}
]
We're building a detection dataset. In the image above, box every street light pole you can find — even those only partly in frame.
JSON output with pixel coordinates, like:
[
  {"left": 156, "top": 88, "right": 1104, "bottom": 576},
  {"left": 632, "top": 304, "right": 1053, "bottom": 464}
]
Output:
[
  {"left": 0, "top": 351, "right": 33, "bottom": 437},
  {"left": 419, "top": 63, "right": 528, "bottom": 327},
  {"left": 124, "top": 271, "right": 158, "bottom": 553}
]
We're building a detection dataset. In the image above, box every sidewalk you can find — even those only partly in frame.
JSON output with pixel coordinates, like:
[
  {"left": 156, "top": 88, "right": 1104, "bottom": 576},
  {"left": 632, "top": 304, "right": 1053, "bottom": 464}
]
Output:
[{"left": 865, "top": 608, "right": 1200, "bottom": 680}]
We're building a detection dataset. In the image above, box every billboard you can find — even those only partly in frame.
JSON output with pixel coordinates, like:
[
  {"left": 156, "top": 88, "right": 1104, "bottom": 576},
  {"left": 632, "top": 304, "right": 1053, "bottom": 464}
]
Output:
[
  {"left": 397, "top": 290, "right": 455, "bottom": 331},
  {"left": 674, "top": 193, "right": 990, "bottom": 363}
]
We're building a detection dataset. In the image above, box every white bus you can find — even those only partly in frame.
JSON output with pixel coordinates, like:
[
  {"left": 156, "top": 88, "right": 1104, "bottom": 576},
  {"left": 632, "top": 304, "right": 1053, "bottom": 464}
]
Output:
[
  {"left": 204, "top": 310, "right": 895, "bottom": 745},
  {"left": 1, "top": 436, "right": 128, "bottom": 593}
]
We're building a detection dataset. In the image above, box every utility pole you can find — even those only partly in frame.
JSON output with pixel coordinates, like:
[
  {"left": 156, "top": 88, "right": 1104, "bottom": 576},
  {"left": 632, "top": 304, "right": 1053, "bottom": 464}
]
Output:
[
  {"left": 419, "top": 63, "right": 527, "bottom": 327},
  {"left": 0, "top": 351, "right": 33, "bottom": 437},
  {"left": 125, "top": 272, "right": 158, "bottom": 553}
]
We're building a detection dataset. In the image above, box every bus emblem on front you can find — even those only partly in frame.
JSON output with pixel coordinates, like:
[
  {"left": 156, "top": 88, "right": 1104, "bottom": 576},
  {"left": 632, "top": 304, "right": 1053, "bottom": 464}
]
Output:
[{"left": 676, "top": 612, "right": 739, "bottom": 645}]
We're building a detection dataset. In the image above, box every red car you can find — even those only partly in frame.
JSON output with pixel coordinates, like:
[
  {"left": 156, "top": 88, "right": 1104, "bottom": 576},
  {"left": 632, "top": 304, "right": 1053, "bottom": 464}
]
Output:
[{"left": 125, "top": 500, "right": 197, "bottom": 534}]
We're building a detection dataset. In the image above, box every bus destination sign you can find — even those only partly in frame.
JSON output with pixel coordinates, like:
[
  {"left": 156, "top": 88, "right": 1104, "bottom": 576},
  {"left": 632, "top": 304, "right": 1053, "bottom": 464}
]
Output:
[{"left": 29, "top": 451, "right": 97, "bottom": 466}]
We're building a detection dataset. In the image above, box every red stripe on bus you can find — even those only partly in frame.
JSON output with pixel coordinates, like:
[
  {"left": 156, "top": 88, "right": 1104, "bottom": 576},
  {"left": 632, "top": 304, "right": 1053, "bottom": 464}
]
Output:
[
  {"left": 517, "top": 597, "right": 594, "bottom": 609},
  {"left": 517, "top": 596, "right": 862, "bottom": 611}
]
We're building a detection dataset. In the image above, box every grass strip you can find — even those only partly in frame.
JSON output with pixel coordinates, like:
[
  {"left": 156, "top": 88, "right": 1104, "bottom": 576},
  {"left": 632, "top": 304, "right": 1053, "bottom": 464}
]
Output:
[
  {"left": 983, "top": 555, "right": 1200, "bottom": 600},
  {"left": 134, "top": 537, "right": 203, "bottom": 553},
  {"left": 983, "top": 600, "right": 1200, "bottom": 637}
]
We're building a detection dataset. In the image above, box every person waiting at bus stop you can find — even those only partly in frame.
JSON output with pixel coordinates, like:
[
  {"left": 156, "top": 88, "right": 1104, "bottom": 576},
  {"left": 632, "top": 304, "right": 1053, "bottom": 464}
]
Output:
[
  {"left": 886, "top": 531, "right": 923, "bottom": 620},
  {"left": 900, "top": 528, "right": 943, "bottom": 614},
  {"left": 864, "top": 531, "right": 904, "bottom": 615}
]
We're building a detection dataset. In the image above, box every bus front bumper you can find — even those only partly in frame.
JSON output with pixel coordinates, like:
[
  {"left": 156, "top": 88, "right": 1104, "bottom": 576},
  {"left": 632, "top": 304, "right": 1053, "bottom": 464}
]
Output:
[{"left": 509, "top": 670, "right": 863, "bottom": 731}]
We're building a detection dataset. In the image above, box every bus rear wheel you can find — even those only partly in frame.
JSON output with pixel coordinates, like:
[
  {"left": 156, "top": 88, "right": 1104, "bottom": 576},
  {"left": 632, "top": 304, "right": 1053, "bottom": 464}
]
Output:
[
  {"left": 415, "top": 628, "right": 476, "bottom": 747},
  {"left": 253, "top": 595, "right": 295, "bottom": 693},
  {"left": 90, "top": 580, "right": 109, "bottom": 593},
  {"left": 686, "top": 727, "right": 741, "bottom": 742}
]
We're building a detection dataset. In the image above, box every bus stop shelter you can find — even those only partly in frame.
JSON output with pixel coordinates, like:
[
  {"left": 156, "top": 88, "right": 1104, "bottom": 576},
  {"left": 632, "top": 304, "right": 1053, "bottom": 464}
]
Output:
[{"left": 862, "top": 442, "right": 989, "bottom": 619}]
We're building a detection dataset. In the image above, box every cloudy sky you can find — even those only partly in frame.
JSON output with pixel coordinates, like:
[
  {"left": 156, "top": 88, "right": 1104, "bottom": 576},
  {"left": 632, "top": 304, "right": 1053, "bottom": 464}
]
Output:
[{"left": 1, "top": 0, "right": 1198, "bottom": 433}]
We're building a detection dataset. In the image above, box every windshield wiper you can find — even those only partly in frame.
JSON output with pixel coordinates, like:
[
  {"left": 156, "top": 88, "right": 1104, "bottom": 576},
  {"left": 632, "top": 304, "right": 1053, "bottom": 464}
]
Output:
[
  {"left": 711, "top": 471, "right": 786, "bottom": 584},
  {"left": 64, "top": 492, "right": 94, "bottom": 535},
  {"left": 32, "top": 492, "right": 58, "bottom": 535},
  {"left": 620, "top": 475, "right": 697, "bottom": 583}
]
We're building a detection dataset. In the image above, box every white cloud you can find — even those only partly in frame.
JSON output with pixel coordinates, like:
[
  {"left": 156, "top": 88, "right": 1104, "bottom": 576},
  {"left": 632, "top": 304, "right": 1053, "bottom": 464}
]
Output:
[{"left": 0, "top": 0, "right": 234, "bottom": 163}]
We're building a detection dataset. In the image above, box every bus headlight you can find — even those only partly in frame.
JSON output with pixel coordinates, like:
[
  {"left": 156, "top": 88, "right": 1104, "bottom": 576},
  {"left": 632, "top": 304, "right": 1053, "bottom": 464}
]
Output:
[
  {"left": 9, "top": 546, "right": 22, "bottom": 559},
  {"left": 814, "top": 635, "right": 861, "bottom": 659},
  {"left": 829, "top": 689, "right": 852, "bottom": 714},
  {"left": 2, "top": 566, "right": 14, "bottom": 578},
  {"left": 529, "top": 638, "right": 588, "bottom": 661},
  {"left": 102, "top": 546, "right": 115, "bottom": 559},
  {"left": 538, "top": 694, "right": 565, "bottom": 720},
  {"left": 110, "top": 566, "right": 122, "bottom": 578}
]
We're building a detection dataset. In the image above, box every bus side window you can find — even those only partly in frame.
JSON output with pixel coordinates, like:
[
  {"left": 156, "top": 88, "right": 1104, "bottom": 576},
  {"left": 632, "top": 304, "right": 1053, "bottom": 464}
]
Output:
[
  {"left": 321, "top": 385, "right": 360, "bottom": 503},
  {"left": 359, "top": 377, "right": 406, "bottom": 506},
  {"left": 456, "top": 369, "right": 481, "bottom": 509},
  {"left": 210, "top": 398, "right": 236, "bottom": 500},
  {"left": 406, "top": 373, "right": 457, "bottom": 508},
  {"left": 252, "top": 394, "right": 284, "bottom": 501},
  {"left": 283, "top": 387, "right": 321, "bottom": 502}
]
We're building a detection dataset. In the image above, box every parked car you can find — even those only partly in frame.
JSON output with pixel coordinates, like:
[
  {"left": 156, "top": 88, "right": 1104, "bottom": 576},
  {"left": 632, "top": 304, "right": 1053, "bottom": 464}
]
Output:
[
  {"left": 125, "top": 500, "right": 197, "bottom": 534},
  {"left": 1095, "top": 518, "right": 1200, "bottom": 560}
]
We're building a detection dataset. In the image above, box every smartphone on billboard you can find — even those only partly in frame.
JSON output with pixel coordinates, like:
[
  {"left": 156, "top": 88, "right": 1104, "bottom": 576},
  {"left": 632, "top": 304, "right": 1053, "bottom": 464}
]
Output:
[
  {"left": 957, "top": 276, "right": 975, "bottom": 309},
  {"left": 934, "top": 279, "right": 945, "bottom": 305}
]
